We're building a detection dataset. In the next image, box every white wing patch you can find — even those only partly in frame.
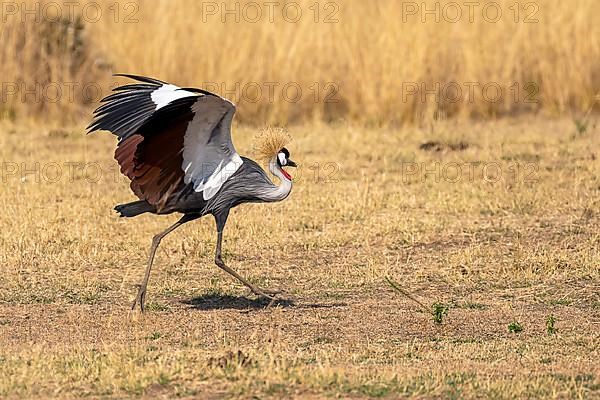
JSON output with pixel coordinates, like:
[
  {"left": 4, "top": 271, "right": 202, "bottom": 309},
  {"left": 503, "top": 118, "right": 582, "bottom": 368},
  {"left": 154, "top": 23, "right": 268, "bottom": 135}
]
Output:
[
  {"left": 181, "top": 99, "right": 242, "bottom": 200},
  {"left": 151, "top": 84, "right": 201, "bottom": 110},
  {"left": 195, "top": 154, "right": 243, "bottom": 200}
]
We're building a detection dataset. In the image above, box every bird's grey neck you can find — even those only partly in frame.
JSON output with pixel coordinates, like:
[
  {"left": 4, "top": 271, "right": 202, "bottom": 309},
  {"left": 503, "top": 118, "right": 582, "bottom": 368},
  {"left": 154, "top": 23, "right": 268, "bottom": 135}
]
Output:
[{"left": 260, "top": 158, "right": 292, "bottom": 202}]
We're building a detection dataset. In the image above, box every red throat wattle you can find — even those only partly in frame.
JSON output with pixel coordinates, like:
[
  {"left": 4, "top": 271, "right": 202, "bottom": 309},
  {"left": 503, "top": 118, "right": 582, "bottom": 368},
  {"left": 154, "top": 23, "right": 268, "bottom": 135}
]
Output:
[{"left": 281, "top": 168, "right": 292, "bottom": 180}]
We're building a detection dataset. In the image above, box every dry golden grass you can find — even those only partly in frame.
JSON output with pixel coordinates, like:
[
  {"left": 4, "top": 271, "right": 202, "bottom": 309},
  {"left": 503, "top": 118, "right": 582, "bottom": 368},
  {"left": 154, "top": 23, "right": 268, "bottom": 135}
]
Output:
[
  {"left": 1, "top": 1, "right": 599, "bottom": 398},
  {"left": 0, "top": 117, "right": 599, "bottom": 398},
  {"left": 0, "top": 0, "right": 599, "bottom": 125}
]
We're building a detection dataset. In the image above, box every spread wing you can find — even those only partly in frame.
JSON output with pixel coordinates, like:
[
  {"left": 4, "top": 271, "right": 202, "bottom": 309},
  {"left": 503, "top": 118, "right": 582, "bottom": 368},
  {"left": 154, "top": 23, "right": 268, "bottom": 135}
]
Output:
[{"left": 87, "top": 74, "right": 242, "bottom": 210}]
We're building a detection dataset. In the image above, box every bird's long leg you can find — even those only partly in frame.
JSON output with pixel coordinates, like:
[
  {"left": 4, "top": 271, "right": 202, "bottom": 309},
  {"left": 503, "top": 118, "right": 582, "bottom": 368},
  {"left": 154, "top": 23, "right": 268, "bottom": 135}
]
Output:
[
  {"left": 214, "top": 230, "right": 280, "bottom": 300},
  {"left": 132, "top": 214, "right": 198, "bottom": 312}
]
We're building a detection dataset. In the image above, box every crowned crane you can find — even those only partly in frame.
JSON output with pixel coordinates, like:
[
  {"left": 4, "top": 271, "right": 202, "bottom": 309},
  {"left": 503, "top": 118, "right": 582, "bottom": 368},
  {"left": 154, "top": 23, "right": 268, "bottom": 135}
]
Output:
[{"left": 88, "top": 74, "right": 297, "bottom": 311}]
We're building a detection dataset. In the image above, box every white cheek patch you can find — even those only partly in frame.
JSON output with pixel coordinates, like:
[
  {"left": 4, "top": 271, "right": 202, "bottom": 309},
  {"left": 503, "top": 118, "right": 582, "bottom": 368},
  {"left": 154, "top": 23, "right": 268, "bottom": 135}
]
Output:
[{"left": 278, "top": 153, "right": 287, "bottom": 166}]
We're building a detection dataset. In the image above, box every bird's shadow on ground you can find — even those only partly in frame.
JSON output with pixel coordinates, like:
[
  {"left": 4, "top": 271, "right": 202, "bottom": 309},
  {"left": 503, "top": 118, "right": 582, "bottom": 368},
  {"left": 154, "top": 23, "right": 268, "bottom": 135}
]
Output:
[{"left": 183, "top": 294, "right": 346, "bottom": 311}]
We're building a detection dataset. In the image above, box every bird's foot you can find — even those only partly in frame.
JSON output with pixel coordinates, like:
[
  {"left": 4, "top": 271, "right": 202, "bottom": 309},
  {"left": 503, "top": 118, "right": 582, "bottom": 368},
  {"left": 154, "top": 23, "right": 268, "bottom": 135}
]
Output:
[
  {"left": 250, "top": 286, "right": 282, "bottom": 300},
  {"left": 131, "top": 286, "right": 147, "bottom": 312}
]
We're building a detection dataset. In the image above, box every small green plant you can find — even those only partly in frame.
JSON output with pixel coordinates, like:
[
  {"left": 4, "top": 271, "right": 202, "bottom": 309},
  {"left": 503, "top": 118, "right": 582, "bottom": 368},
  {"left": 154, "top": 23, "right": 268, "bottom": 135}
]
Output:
[
  {"left": 432, "top": 303, "right": 449, "bottom": 324},
  {"left": 574, "top": 119, "right": 588, "bottom": 135},
  {"left": 546, "top": 315, "right": 558, "bottom": 335},
  {"left": 157, "top": 372, "right": 171, "bottom": 386},
  {"left": 385, "top": 276, "right": 449, "bottom": 325},
  {"left": 508, "top": 321, "right": 523, "bottom": 333}
]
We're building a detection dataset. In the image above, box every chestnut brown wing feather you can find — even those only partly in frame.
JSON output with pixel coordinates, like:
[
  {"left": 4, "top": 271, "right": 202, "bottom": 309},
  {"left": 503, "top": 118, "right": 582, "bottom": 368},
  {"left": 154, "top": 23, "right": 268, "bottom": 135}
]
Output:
[{"left": 114, "top": 115, "right": 191, "bottom": 209}]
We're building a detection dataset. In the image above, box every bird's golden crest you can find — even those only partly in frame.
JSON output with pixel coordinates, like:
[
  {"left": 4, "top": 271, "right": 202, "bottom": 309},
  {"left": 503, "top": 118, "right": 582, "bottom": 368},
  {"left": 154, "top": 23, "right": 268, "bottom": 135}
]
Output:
[{"left": 253, "top": 126, "right": 292, "bottom": 162}]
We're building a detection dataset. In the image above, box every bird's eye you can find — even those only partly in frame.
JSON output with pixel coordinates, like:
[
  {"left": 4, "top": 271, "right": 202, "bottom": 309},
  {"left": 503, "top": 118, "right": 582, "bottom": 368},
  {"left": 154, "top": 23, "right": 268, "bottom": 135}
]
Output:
[{"left": 278, "top": 152, "right": 287, "bottom": 166}]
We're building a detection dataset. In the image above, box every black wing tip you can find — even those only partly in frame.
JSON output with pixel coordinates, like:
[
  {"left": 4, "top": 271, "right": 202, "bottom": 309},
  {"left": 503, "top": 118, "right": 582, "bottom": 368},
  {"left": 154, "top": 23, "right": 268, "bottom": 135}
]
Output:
[
  {"left": 113, "top": 73, "right": 166, "bottom": 86},
  {"left": 180, "top": 87, "right": 234, "bottom": 102},
  {"left": 86, "top": 123, "right": 101, "bottom": 134},
  {"left": 112, "top": 75, "right": 224, "bottom": 101},
  {"left": 180, "top": 87, "right": 211, "bottom": 95}
]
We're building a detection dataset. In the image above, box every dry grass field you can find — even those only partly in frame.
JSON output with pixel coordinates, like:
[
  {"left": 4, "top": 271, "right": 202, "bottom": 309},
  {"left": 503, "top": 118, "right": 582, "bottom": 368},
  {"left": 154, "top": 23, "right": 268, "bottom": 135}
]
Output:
[
  {"left": 0, "top": 117, "right": 599, "bottom": 398},
  {"left": 1, "top": 0, "right": 600, "bottom": 398},
  {"left": 1, "top": 0, "right": 599, "bottom": 125}
]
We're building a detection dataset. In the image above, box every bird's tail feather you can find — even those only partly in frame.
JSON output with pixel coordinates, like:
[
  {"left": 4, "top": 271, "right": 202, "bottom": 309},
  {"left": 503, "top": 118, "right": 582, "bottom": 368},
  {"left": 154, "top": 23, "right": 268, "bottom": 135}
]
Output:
[{"left": 115, "top": 200, "right": 154, "bottom": 217}]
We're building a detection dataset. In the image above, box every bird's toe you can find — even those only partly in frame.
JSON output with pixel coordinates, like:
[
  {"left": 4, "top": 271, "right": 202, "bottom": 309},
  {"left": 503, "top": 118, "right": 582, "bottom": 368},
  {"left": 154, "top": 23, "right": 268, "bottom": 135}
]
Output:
[{"left": 253, "top": 286, "right": 283, "bottom": 300}]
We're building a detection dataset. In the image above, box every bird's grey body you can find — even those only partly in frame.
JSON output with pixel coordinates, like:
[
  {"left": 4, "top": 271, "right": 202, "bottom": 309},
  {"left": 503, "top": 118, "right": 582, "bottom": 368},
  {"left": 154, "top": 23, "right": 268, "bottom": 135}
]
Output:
[
  {"left": 116, "top": 156, "right": 290, "bottom": 218},
  {"left": 88, "top": 75, "right": 296, "bottom": 310}
]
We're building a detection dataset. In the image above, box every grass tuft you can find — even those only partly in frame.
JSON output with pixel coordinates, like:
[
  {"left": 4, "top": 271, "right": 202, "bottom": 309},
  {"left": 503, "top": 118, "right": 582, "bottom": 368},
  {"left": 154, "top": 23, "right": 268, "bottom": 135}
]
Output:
[
  {"left": 432, "top": 303, "right": 449, "bottom": 325},
  {"left": 546, "top": 315, "right": 558, "bottom": 335},
  {"left": 508, "top": 322, "right": 524, "bottom": 334}
]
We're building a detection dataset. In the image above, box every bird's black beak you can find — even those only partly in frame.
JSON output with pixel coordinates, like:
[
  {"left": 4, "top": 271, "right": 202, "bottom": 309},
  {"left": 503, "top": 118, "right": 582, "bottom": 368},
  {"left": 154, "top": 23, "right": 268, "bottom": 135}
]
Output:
[{"left": 287, "top": 159, "right": 298, "bottom": 168}]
